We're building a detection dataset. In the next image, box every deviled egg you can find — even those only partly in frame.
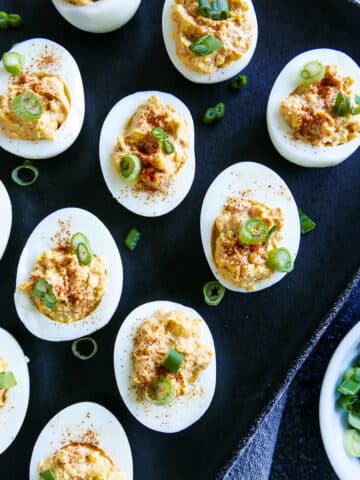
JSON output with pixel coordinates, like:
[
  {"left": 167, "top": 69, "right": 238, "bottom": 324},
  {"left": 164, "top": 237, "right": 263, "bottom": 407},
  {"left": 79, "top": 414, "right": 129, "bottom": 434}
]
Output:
[
  {"left": 14, "top": 207, "right": 123, "bottom": 341},
  {"left": 114, "top": 301, "right": 216, "bottom": 433},
  {"left": 99, "top": 91, "right": 195, "bottom": 217},
  {"left": 0, "top": 180, "right": 12, "bottom": 260},
  {"left": 0, "top": 38, "right": 84, "bottom": 160},
  {"left": 200, "top": 162, "right": 300, "bottom": 292},
  {"left": 162, "top": 0, "right": 258, "bottom": 84},
  {"left": 267, "top": 48, "right": 360, "bottom": 167},
  {"left": 0, "top": 327, "right": 30, "bottom": 455},
  {"left": 29, "top": 402, "right": 132, "bottom": 480},
  {"left": 52, "top": 0, "right": 142, "bottom": 33}
]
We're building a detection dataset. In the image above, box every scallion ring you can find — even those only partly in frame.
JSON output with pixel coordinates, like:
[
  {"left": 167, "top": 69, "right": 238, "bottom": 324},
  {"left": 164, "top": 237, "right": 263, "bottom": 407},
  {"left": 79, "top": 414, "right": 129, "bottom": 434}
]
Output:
[
  {"left": 162, "top": 348, "right": 184, "bottom": 374},
  {"left": 189, "top": 34, "right": 223, "bottom": 56},
  {"left": 344, "top": 429, "right": 360, "bottom": 457},
  {"left": 203, "top": 280, "right": 226, "bottom": 306},
  {"left": 239, "top": 218, "right": 268, "bottom": 245},
  {"left": 230, "top": 74, "right": 248, "bottom": 90},
  {"left": 151, "top": 127, "right": 167, "bottom": 141},
  {"left": 162, "top": 138, "right": 175, "bottom": 154},
  {"left": 72, "top": 337, "right": 98, "bottom": 361},
  {"left": 76, "top": 243, "right": 93, "bottom": 265},
  {"left": 39, "top": 471, "right": 56, "bottom": 480},
  {"left": 334, "top": 92, "right": 353, "bottom": 116},
  {"left": 0, "top": 372, "right": 17, "bottom": 389},
  {"left": 44, "top": 291, "right": 57, "bottom": 310},
  {"left": 203, "top": 102, "right": 225, "bottom": 124},
  {"left": 267, "top": 248, "right": 294, "bottom": 273},
  {"left": 119, "top": 154, "right": 142, "bottom": 182},
  {"left": 145, "top": 377, "right": 176, "bottom": 406},
  {"left": 0, "top": 11, "right": 8, "bottom": 29},
  {"left": 2, "top": 51, "right": 25, "bottom": 75},
  {"left": 266, "top": 225, "right": 279, "bottom": 243},
  {"left": 12, "top": 92, "right": 44, "bottom": 121},
  {"left": 8, "top": 13, "right": 23, "bottom": 28},
  {"left": 71, "top": 232, "right": 90, "bottom": 252},
  {"left": 299, "top": 60, "right": 325, "bottom": 85},
  {"left": 33, "top": 279, "right": 51, "bottom": 299},
  {"left": 125, "top": 228, "right": 141, "bottom": 251},
  {"left": 11, "top": 160, "right": 39, "bottom": 186}
]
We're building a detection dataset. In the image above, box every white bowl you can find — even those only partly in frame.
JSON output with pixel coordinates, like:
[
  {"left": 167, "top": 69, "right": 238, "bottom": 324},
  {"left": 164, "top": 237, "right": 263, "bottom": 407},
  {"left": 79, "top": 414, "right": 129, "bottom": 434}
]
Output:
[
  {"left": 0, "top": 180, "right": 12, "bottom": 260},
  {"left": 320, "top": 321, "right": 360, "bottom": 479}
]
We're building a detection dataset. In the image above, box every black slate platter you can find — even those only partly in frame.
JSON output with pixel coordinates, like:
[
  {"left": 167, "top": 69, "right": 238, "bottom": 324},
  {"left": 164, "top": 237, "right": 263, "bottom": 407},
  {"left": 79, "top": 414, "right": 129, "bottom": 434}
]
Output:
[{"left": 0, "top": 0, "right": 359, "bottom": 478}]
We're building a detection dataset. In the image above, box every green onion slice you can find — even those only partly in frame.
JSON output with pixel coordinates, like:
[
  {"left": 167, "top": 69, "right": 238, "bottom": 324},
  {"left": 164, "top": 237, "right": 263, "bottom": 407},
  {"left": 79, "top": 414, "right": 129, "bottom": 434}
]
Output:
[
  {"left": 125, "top": 228, "right": 141, "bottom": 251},
  {"left": 337, "top": 379, "right": 360, "bottom": 396},
  {"left": 119, "top": 154, "right": 142, "bottom": 182},
  {"left": 72, "top": 337, "right": 98, "bottom": 361},
  {"left": 348, "top": 412, "right": 360, "bottom": 430},
  {"left": 266, "top": 225, "right": 279, "bottom": 243},
  {"left": 338, "top": 394, "right": 357, "bottom": 411},
  {"left": 71, "top": 232, "right": 90, "bottom": 252},
  {"left": 198, "top": 0, "right": 230, "bottom": 20},
  {"left": 0, "top": 372, "right": 17, "bottom": 389},
  {"left": 345, "top": 367, "right": 355, "bottom": 380},
  {"left": 151, "top": 127, "right": 167, "bottom": 141},
  {"left": 12, "top": 92, "right": 44, "bottom": 121},
  {"left": 8, "top": 13, "right": 23, "bottom": 28},
  {"left": 11, "top": 160, "right": 39, "bottom": 187},
  {"left": 39, "top": 471, "right": 56, "bottom": 480},
  {"left": 203, "top": 103, "right": 225, "bottom": 124},
  {"left": 299, "top": 60, "right": 325, "bottom": 85},
  {"left": 214, "top": 102, "right": 225, "bottom": 119},
  {"left": 230, "top": 74, "right": 248, "bottom": 90},
  {"left": 162, "top": 138, "right": 175, "bottom": 154},
  {"left": 163, "top": 348, "right": 184, "bottom": 374},
  {"left": 0, "top": 11, "right": 8, "bottom": 29},
  {"left": 203, "top": 280, "right": 226, "bottom": 306},
  {"left": 76, "top": 243, "right": 93, "bottom": 265},
  {"left": 189, "top": 34, "right": 223, "bottom": 56},
  {"left": 44, "top": 291, "right": 57, "bottom": 309},
  {"left": 145, "top": 377, "right": 176, "bottom": 406},
  {"left": 334, "top": 92, "right": 353, "bottom": 116},
  {"left": 267, "top": 248, "right": 294, "bottom": 272},
  {"left": 298, "top": 208, "right": 316, "bottom": 234},
  {"left": 239, "top": 218, "right": 268, "bottom": 245},
  {"left": 33, "top": 279, "right": 51, "bottom": 299},
  {"left": 2, "top": 51, "right": 25, "bottom": 75},
  {"left": 344, "top": 429, "right": 360, "bottom": 457}
]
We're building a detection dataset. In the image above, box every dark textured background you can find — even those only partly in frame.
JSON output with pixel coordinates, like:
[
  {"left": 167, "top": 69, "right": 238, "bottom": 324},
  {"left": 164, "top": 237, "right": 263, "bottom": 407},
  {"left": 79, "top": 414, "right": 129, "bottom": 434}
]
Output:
[{"left": 0, "top": 0, "right": 359, "bottom": 479}]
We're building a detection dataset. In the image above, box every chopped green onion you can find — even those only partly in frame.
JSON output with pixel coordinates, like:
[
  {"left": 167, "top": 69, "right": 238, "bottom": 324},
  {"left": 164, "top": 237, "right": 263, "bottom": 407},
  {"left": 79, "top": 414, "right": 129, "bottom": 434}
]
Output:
[
  {"left": 76, "top": 243, "right": 93, "bottom": 265},
  {"left": 2, "top": 51, "right": 25, "bottom": 75},
  {"left": 0, "top": 372, "right": 17, "bottom": 389},
  {"left": 334, "top": 92, "right": 358, "bottom": 116},
  {"left": 71, "top": 232, "right": 90, "bottom": 252},
  {"left": 11, "top": 160, "right": 39, "bottom": 187},
  {"left": 337, "top": 379, "right": 360, "bottom": 396},
  {"left": 344, "top": 429, "right": 360, "bottom": 457},
  {"left": 298, "top": 208, "right": 316, "bottom": 234},
  {"left": 239, "top": 218, "right": 268, "bottom": 245},
  {"left": 198, "top": 0, "right": 212, "bottom": 17},
  {"left": 203, "top": 102, "right": 225, "bottom": 124},
  {"left": 338, "top": 394, "right": 357, "bottom": 411},
  {"left": 163, "top": 348, "right": 184, "bottom": 374},
  {"left": 125, "top": 228, "right": 141, "bottom": 251},
  {"left": 352, "top": 368, "right": 360, "bottom": 383},
  {"left": 348, "top": 412, "right": 360, "bottom": 430},
  {"left": 344, "top": 367, "right": 355, "bottom": 380},
  {"left": 267, "top": 248, "right": 294, "bottom": 272},
  {"left": 198, "top": 0, "right": 230, "bottom": 20},
  {"left": 39, "top": 470, "right": 56, "bottom": 480},
  {"left": 33, "top": 279, "right": 51, "bottom": 299},
  {"left": 189, "top": 34, "right": 223, "bottom": 56},
  {"left": 145, "top": 377, "right": 176, "bottom": 406},
  {"left": 299, "top": 60, "right": 325, "bottom": 85},
  {"left": 266, "top": 225, "right": 279, "bottom": 244},
  {"left": 72, "top": 337, "right": 98, "bottom": 361},
  {"left": 12, "top": 92, "right": 44, "bottom": 121},
  {"left": 203, "top": 280, "right": 226, "bottom": 306},
  {"left": 151, "top": 127, "right": 167, "bottom": 141},
  {"left": 44, "top": 291, "right": 57, "bottom": 310},
  {"left": 0, "top": 11, "right": 8, "bottom": 29},
  {"left": 8, "top": 13, "right": 23, "bottom": 28},
  {"left": 162, "top": 138, "right": 175, "bottom": 154},
  {"left": 119, "top": 154, "right": 142, "bottom": 182},
  {"left": 355, "top": 95, "right": 360, "bottom": 105},
  {"left": 230, "top": 74, "right": 248, "bottom": 90}
]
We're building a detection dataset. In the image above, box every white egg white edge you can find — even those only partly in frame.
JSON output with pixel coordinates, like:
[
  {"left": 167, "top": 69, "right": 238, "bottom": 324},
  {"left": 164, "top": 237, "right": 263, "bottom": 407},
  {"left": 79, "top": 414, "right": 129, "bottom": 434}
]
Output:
[
  {"left": 0, "top": 38, "right": 85, "bottom": 160},
  {"left": 52, "top": 0, "right": 142, "bottom": 34},
  {"left": 162, "top": 0, "right": 258, "bottom": 84},
  {"left": 0, "top": 327, "right": 30, "bottom": 455},
  {"left": 267, "top": 48, "right": 360, "bottom": 168},
  {"left": 14, "top": 207, "right": 123, "bottom": 342},
  {"left": 200, "top": 161, "right": 301, "bottom": 293},
  {"left": 113, "top": 300, "right": 217, "bottom": 433},
  {"left": 0, "top": 180, "right": 12, "bottom": 260},
  {"left": 319, "top": 321, "right": 360, "bottom": 480},
  {"left": 29, "top": 401, "right": 133, "bottom": 480},
  {"left": 99, "top": 90, "right": 195, "bottom": 217}
]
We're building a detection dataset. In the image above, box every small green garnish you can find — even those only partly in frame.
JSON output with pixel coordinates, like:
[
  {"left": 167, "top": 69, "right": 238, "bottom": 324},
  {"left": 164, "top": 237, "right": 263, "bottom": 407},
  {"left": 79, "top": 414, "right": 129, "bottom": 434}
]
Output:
[
  {"left": 267, "top": 248, "right": 294, "bottom": 273},
  {"left": 72, "top": 337, "right": 98, "bottom": 361},
  {"left": 203, "top": 102, "right": 225, "bottom": 124},
  {"left": 151, "top": 127, "right": 175, "bottom": 155},
  {"left": 239, "top": 218, "right": 268, "bottom": 245},
  {"left": 299, "top": 60, "right": 325, "bottom": 85},
  {"left": 230, "top": 74, "right": 248, "bottom": 90},
  {"left": 0, "top": 372, "right": 17, "bottom": 389},
  {"left": 334, "top": 92, "right": 360, "bottom": 116},
  {"left": 12, "top": 92, "right": 44, "bottom": 121},
  {"left": 145, "top": 377, "right": 176, "bottom": 406},
  {"left": 39, "top": 470, "right": 56, "bottom": 480},
  {"left": 198, "top": 0, "right": 231, "bottom": 20},
  {"left": 162, "top": 348, "right": 184, "bottom": 374},
  {"left": 298, "top": 208, "right": 316, "bottom": 234},
  {"left": 203, "top": 280, "right": 226, "bottom": 306},
  {"left": 11, "top": 160, "right": 39, "bottom": 187},
  {"left": 7, "top": 13, "right": 23, "bottom": 28},
  {"left": 119, "top": 154, "right": 142, "bottom": 182},
  {"left": 125, "top": 228, "right": 141, "bottom": 251},
  {"left": 32, "top": 279, "right": 57, "bottom": 309},
  {"left": 2, "top": 51, "right": 25, "bottom": 75},
  {"left": 189, "top": 34, "right": 223, "bottom": 56}
]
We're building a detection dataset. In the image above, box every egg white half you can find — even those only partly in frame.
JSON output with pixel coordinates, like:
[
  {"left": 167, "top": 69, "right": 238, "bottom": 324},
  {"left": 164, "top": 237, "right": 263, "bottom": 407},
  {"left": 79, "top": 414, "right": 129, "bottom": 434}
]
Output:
[
  {"left": 52, "top": 0, "right": 142, "bottom": 33},
  {"left": 14, "top": 207, "right": 123, "bottom": 342},
  {"left": 162, "top": 0, "right": 258, "bottom": 84},
  {"left": 113, "top": 300, "right": 216, "bottom": 433},
  {"left": 99, "top": 90, "right": 195, "bottom": 217},
  {"left": 0, "top": 328, "right": 30, "bottom": 455},
  {"left": 200, "top": 161, "right": 301, "bottom": 292},
  {"left": 0, "top": 38, "right": 85, "bottom": 160},
  {"left": 0, "top": 180, "right": 12, "bottom": 260},
  {"left": 29, "top": 402, "right": 133, "bottom": 480},
  {"left": 267, "top": 48, "right": 360, "bottom": 168}
]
